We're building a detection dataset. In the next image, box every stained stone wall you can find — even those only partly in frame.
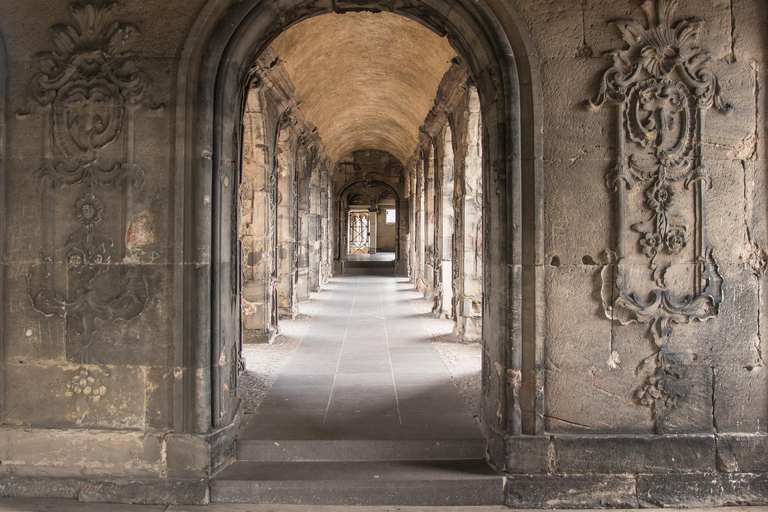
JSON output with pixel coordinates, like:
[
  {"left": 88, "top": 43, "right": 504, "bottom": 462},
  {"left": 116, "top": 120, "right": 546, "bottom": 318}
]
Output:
[
  {"left": 412, "top": 61, "right": 484, "bottom": 342},
  {"left": 0, "top": 0, "right": 766, "bottom": 507},
  {"left": 240, "top": 53, "right": 332, "bottom": 341},
  {"left": 525, "top": 0, "right": 768, "bottom": 438}
]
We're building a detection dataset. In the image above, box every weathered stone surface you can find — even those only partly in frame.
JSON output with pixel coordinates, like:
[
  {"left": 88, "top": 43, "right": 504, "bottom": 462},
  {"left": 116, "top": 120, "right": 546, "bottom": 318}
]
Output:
[
  {"left": 713, "top": 365, "right": 767, "bottom": 433},
  {"left": 515, "top": 0, "right": 583, "bottom": 60},
  {"left": 0, "top": 498, "right": 168, "bottom": 511},
  {"left": 145, "top": 366, "right": 174, "bottom": 431},
  {"left": 541, "top": 58, "right": 613, "bottom": 165},
  {"left": 505, "top": 474, "right": 639, "bottom": 509},
  {"left": 0, "top": 475, "right": 79, "bottom": 499},
  {"left": 542, "top": 159, "right": 613, "bottom": 265},
  {"left": 504, "top": 436, "right": 550, "bottom": 474},
  {"left": 78, "top": 479, "right": 208, "bottom": 505},
  {"left": 659, "top": 364, "right": 716, "bottom": 435},
  {"left": 705, "top": 61, "right": 758, "bottom": 160},
  {"left": 638, "top": 473, "right": 768, "bottom": 507},
  {"left": 555, "top": 435, "right": 716, "bottom": 474},
  {"left": 3, "top": 365, "right": 146, "bottom": 429},
  {"left": 717, "top": 434, "right": 768, "bottom": 472},
  {"left": 544, "top": 265, "right": 653, "bottom": 434},
  {"left": 733, "top": 0, "right": 768, "bottom": 63},
  {"left": 0, "top": 428, "right": 162, "bottom": 476}
]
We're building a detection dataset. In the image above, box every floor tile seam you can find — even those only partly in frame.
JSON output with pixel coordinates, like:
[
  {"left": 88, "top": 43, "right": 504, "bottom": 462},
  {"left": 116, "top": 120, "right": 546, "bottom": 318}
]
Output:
[
  {"left": 260, "top": 279, "right": 340, "bottom": 403},
  {"left": 379, "top": 275, "right": 403, "bottom": 426},
  {"left": 324, "top": 276, "right": 360, "bottom": 426},
  {"left": 278, "top": 280, "right": 341, "bottom": 374}
]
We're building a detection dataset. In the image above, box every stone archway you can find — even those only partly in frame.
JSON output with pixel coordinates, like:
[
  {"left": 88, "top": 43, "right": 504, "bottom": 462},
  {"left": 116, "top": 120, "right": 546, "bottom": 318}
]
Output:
[
  {"left": 174, "top": 0, "right": 543, "bottom": 468},
  {"left": 336, "top": 178, "right": 405, "bottom": 268}
]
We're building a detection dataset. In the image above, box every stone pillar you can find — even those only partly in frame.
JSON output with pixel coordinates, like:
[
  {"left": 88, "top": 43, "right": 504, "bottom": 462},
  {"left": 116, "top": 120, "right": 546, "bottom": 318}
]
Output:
[
  {"left": 415, "top": 158, "right": 425, "bottom": 290},
  {"left": 424, "top": 144, "right": 436, "bottom": 298},
  {"left": 368, "top": 208, "right": 378, "bottom": 254},
  {"left": 276, "top": 125, "right": 297, "bottom": 319},
  {"left": 308, "top": 159, "right": 323, "bottom": 292},
  {"left": 454, "top": 88, "right": 483, "bottom": 342},
  {"left": 435, "top": 126, "right": 455, "bottom": 319},
  {"left": 241, "top": 86, "right": 277, "bottom": 342},
  {"left": 295, "top": 145, "right": 311, "bottom": 302},
  {"left": 407, "top": 162, "right": 417, "bottom": 277}
]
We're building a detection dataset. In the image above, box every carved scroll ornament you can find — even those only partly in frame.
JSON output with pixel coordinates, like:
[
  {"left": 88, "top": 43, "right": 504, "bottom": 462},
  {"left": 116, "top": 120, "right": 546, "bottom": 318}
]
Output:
[
  {"left": 19, "top": 2, "right": 154, "bottom": 423},
  {"left": 590, "top": 0, "right": 730, "bottom": 432}
]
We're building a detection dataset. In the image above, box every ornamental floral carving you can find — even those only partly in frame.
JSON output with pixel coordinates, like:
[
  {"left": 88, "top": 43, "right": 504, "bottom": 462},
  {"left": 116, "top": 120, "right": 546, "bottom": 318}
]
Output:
[
  {"left": 21, "top": 2, "right": 153, "bottom": 423},
  {"left": 591, "top": 0, "right": 730, "bottom": 433},
  {"left": 19, "top": 2, "right": 153, "bottom": 161}
]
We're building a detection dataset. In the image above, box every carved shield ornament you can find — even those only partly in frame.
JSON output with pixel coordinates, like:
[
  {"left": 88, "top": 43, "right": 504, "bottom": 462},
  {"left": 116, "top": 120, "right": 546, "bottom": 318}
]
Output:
[{"left": 54, "top": 79, "right": 124, "bottom": 164}]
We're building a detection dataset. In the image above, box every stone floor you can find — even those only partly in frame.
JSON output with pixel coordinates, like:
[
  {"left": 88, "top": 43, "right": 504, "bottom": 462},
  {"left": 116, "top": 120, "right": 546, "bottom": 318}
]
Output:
[
  {"left": 237, "top": 275, "right": 482, "bottom": 442},
  {"left": 239, "top": 287, "right": 333, "bottom": 414},
  {"left": 238, "top": 277, "right": 482, "bottom": 419}
]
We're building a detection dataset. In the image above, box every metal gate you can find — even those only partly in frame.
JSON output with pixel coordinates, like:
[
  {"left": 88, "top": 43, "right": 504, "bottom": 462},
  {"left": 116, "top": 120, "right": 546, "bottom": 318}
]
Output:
[{"left": 348, "top": 211, "right": 370, "bottom": 254}]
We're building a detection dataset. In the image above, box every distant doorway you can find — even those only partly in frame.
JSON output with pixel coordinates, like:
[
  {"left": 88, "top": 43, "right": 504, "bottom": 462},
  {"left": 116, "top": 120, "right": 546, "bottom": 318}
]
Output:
[{"left": 348, "top": 210, "right": 370, "bottom": 255}]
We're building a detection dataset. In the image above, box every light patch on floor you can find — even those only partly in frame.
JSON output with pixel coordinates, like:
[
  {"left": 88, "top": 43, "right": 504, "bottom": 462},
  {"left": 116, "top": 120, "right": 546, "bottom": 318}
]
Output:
[
  {"left": 432, "top": 342, "right": 482, "bottom": 417},
  {"left": 404, "top": 281, "right": 482, "bottom": 417},
  {"left": 239, "top": 279, "right": 481, "bottom": 419},
  {"left": 238, "top": 286, "right": 335, "bottom": 414}
]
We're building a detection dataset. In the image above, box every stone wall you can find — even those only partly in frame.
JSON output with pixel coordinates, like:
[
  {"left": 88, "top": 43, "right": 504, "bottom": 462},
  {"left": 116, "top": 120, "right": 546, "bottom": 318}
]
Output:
[{"left": 0, "top": 0, "right": 765, "bottom": 506}]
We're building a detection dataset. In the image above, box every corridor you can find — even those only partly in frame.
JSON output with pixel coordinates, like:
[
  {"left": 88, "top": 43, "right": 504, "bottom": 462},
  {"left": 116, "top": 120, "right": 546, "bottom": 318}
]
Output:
[
  {"left": 238, "top": 275, "right": 482, "bottom": 442},
  {"left": 212, "top": 276, "right": 500, "bottom": 505}
]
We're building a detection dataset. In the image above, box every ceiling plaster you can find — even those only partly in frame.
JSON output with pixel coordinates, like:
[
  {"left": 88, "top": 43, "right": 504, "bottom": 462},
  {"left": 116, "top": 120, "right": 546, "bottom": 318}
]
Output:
[{"left": 270, "top": 12, "right": 457, "bottom": 164}]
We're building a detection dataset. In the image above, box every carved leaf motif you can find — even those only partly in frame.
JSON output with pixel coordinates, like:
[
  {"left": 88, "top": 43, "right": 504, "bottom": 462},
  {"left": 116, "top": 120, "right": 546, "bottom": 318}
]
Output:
[{"left": 591, "top": 0, "right": 729, "bottom": 112}]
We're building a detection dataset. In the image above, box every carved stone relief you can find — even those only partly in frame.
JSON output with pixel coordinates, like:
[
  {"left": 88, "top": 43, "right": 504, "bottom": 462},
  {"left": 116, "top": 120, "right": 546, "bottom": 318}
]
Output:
[
  {"left": 591, "top": 0, "right": 730, "bottom": 432},
  {"left": 18, "top": 1, "right": 155, "bottom": 423}
]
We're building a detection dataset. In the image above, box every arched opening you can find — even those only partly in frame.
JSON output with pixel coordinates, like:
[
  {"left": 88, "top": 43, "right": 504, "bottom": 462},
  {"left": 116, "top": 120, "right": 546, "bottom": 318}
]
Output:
[
  {"left": 338, "top": 182, "right": 401, "bottom": 261},
  {"left": 332, "top": 151, "right": 407, "bottom": 275},
  {"left": 175, "top": 0, "right": 543, "bottom": 475}
]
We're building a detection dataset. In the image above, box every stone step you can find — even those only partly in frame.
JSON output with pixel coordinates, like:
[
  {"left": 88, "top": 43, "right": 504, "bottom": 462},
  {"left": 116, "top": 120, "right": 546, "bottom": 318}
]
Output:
[
  {"left": 342, "top": 259, "right": 397, "bottom": 275},
  {"left": 236, "top": 438, "right": 487, "bottom": 461},
  {"left": 343, "top": 259, "right": 395, "bottom": 268},
  {"left": 211, "top": 460, "right": 503, "bottom": 506}
]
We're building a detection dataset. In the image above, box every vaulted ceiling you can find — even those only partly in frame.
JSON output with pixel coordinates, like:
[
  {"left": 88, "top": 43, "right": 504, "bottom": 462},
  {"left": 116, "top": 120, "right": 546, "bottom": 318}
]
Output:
[{"left": 270, "top": 12, "right": 457, "bottom": 164}]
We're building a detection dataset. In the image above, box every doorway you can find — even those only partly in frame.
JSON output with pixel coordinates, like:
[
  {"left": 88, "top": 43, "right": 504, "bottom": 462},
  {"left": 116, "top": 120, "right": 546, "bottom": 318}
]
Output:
[
  {"left": 348, "top": 210, "right": 370, "bottom": 255},
  {"left": 177, "top": 0, "right": 542, "bottom": 483}
]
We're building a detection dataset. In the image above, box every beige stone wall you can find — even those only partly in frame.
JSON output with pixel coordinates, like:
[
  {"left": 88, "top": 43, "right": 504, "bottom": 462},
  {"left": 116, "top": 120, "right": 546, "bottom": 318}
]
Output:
[
  {"left": 0, "top": 0, "right": 206, "bottom": 433},
  {"left": 513, "top": 0, "right": 768, "bottom": 433},
  {"left": 0, "top": 0, "right": 765, "bottom": 490}
]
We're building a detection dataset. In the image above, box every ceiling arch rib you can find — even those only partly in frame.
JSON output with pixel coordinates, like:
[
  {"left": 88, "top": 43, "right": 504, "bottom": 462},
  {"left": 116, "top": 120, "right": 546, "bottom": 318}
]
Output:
[{"left": 270, "top": 11, "right": 457, "bottom": 164}]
